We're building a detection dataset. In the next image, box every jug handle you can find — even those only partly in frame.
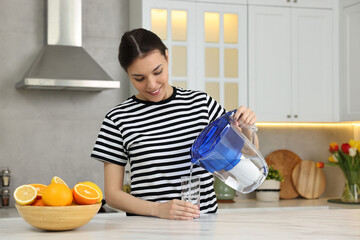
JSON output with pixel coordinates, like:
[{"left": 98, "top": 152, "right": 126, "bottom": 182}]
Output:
[
  {"left": 229, "top": 110, "right": 258, "bottom": 145},
  {"left": 246, "top": 125, "right": 258, "bottom": 146}
]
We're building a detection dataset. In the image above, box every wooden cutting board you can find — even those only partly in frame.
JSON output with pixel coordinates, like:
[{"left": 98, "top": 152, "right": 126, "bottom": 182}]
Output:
[
  {"left": 265, "top": 150, "right": 302, "bottom": 199},
  {"left": 292, "top": 160, "right": 326, "bottom": 199}
]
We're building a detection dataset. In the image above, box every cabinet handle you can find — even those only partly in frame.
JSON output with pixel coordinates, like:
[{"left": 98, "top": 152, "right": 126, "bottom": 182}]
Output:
[
  {"left": 287, "top": 0, "right": 290, "bottom": 2},
  {"left": 294, "top": 114, "right": 298, "bottom": 118},
  {"left": 293, "top": 0, "right": 297, "bottom": 2},
  {"left": 287, "top": 115, "right": 291, "bottom": 118}
]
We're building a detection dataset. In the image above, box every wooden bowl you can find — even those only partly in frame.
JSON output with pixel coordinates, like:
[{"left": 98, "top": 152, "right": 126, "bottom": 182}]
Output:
[{"left": 15, "top": 203, "right": 101, "bottom": 231}]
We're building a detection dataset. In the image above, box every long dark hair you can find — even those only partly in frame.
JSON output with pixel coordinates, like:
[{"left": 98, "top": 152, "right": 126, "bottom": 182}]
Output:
[{"left": 118, "top": 28, "right": 168, "bottom": 72}]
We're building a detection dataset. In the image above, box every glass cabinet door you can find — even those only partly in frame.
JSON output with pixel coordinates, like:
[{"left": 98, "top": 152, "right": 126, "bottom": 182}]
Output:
[
  {"left": 143, "top": 0, "right": 196, "bottom": 90},
  {"left": 197, "top": 3, "right": 248, "bottom": 111}
]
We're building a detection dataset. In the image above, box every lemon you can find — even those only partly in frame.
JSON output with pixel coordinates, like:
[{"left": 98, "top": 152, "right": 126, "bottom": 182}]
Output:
[{"left": 14, "top": 185, "right": 37, "bottom": 206}]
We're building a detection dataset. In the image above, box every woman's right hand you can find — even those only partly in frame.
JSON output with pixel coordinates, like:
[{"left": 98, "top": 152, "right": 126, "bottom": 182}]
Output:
[{"left": 155, "top": 199, "right": 200, "bottom": 220}]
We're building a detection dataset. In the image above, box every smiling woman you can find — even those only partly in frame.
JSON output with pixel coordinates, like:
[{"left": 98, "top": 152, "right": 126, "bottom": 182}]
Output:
[
  {"left": 119, "top": 29, "right": 173, "bottom": 102},
  {"left": 127, "top": 50, "right": 173, "bottom": 102},
  {"left": 90, "top": 28, "right": 258, "bottom": 220}
]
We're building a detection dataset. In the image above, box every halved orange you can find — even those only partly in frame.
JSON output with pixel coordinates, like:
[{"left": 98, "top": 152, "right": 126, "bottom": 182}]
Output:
[
  {"left": 14, "top": 185, "right": 37, "bottom": 206},
  {"left": 51, "top": 176, "right": 69, "bottom": 187},
  {"left": 80, "top": 181, "right": 103, "bottom": 203},
  {"left": 73, "top": 183, "right": 100, "bottom": 205},
  {"left": 31, "top": 199, "right": 46, "bottom": 206},
  {"left": 29, "top": 183, "right": 47, "bottom": 199}
]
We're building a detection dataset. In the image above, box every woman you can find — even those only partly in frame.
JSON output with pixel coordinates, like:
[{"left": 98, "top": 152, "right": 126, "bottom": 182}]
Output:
[{"left": 91, "top": 28, "right": 257, "bottom": 220}]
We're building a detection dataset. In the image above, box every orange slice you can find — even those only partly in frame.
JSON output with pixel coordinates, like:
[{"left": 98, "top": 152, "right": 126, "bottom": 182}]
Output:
[
  {"left": 14, "top": 185, "right": 37, "bottom": 206},
  {"left": 73, "top": 183, "right": 100, "bottom": 205},
  {"left": 51, "top": 176, "right": 69, "bottom": 187},
  {"left": 80, "top": 181, "right": 103, "bottom": 203},
  {"left": 29, "top": 183, "right": 47, "bottom": 199}
]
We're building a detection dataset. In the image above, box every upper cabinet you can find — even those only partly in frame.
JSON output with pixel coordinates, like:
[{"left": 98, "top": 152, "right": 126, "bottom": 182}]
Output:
[
  {"left": 129, "top": 0, "right": 360, "bottom": 122},
  {"left": 248, "top": 0, "right": 334, "bottom": 9},
  {"left": 248, "top": 2, "right": 334, "bottom": 122},
  {"left": 130, "top": 0, "right": 248, "bottom": 111},
  {"left": 340, "top": 1, "right": 360, "bottom": 121}
]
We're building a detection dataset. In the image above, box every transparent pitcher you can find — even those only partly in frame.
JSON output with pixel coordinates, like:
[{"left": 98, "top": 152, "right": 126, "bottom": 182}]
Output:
[{"left": 190, "top": 110, "right": 268, "bottom": 193}]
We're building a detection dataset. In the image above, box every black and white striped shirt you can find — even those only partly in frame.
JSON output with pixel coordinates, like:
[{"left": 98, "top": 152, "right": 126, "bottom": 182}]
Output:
[{"left": 91, "top": 87, "right": 226, "bottom": 214}]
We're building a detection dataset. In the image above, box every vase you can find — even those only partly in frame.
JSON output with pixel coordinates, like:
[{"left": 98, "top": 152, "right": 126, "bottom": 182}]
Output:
[
  {"left": 255, "top": 179, "right": 280, "bottom": 202},
  {"left": 214, "top": 177, "right": 236, "bottom": 202},
  {"left": 340, "top": 169, "right": 360, "bottom": 203}
]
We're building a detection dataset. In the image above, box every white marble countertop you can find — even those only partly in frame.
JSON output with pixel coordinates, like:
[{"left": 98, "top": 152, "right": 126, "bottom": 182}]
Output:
[{"left": 1, "top": 198, "right": 360, "bottom": 239}]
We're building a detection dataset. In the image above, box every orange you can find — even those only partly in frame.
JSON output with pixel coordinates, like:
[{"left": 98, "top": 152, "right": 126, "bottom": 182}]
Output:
[
  {"left": 14, "top": 185, "right": 37, "bottom": 206},
  {"left": 29, "top": 184, "right": 47, "bottom": 199},
  {"left": 73, "top": 183, "right": 100, "bottom": 205},
  {"left": 42, "top": 183, "right": 73, "bottom": 206},
  {"left": 80, "top": 181, "right": 103, "bottom": 203},
  {"left": 51, "top": 176, "right": 69, "bottom": 187},
  {"left": 31, "top": 199, "right": 46, "bottom": 206}
]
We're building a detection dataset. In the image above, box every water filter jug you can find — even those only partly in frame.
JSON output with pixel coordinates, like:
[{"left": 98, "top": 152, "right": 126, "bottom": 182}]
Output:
[{"left": 190, "top": 110, "right": 268, "bottom": 193}]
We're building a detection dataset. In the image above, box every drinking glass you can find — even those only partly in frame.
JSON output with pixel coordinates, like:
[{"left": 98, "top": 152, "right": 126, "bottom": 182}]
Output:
[{"left": 181, "top": 176, "right": 201, "bottom": 209}]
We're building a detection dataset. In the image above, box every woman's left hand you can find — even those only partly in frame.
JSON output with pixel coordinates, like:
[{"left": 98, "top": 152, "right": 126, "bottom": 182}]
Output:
[{"left": 233, "top": 106, "right": 257, "bottom": 129}]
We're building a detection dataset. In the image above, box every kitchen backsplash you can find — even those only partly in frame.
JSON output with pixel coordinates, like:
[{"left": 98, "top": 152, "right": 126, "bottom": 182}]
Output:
[
  {"left": 238, "top": 125, "right": 356, "bottom": 199},
  {"left": 259, "top": 125, "right": 355, "bottom": 197}
]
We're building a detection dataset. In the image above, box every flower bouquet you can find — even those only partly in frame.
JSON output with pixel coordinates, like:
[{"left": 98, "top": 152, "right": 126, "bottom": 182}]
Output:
[{"left": 324, "top": 140, "right": 360, "bottom": 203}]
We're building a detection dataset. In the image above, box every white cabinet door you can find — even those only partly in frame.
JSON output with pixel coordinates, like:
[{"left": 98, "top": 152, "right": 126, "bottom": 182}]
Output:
[
  {"left": 197, "top": 3, "right": 248, "bottom": 110},
  {"left": 248, "top": 0, "right": 333, "bottom": 9},
  {"left": 292, "top": 8, "right": 333, "bottom": 122},
  {"left": 342, "top": 0, "right": 360, "bottom": 8},
  {"left": 341, "top": 3, "right": 360, "bottom": 120},
  {"left": 249, "top": 5, "right": 334, "bottom": 122},
  {"left": 197, "top": 0, "right": 247, "bottom": 4},
  {"left": 248, "top": 6, "right": 292, "bottom": 121},
  {"left": 292, "top": 0, "right": 334, "bottom": 9}
]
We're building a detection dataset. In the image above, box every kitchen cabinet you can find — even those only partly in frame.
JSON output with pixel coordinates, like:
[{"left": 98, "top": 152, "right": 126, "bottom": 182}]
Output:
[
  {"left": 343, "top": 0, "right": 360, "bottom": 8},
  {"left": 248, "top": 0, "right": 334, "bottom": 9},
  {"left": 129, "top": 0, "right": 359, "bottom": 122},
  {"left": 129, "top": 0, "right": 248, "bottom": 110},
  {"left": 196, "top": 3, "right": 247, "bottom": 110},
  {"left": 248, "top": 2, "right": 334, "bottom": 122},
  {"left": 340, "top": 0, "right": 360, "bottom": 121}
]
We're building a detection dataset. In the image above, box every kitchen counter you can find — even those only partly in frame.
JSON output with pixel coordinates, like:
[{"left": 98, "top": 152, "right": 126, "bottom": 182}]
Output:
[{"left": 1, "top": 198, "right": 360, "bottom": 239}]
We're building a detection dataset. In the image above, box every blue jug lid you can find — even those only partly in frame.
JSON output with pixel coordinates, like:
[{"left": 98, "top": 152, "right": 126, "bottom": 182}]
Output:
[{"left": 190, "top": 110, "right": 235, "bottom": 164}]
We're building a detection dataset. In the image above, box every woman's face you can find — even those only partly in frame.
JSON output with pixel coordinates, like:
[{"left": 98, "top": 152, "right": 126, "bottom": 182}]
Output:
[{"left": 127, "top": 50, "right": 172, "bottom": 102}]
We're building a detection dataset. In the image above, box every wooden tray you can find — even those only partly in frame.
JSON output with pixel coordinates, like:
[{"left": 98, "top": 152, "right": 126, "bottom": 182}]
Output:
[
  {"left": 265, "top": 150, "right": 302, "bottom": 199},
  {"left": 292, "top": 160, "right": 326, "bottom": 199}
]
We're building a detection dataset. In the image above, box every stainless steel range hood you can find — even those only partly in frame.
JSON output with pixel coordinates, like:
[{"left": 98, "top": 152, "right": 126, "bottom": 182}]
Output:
[{"left": 16, "top": 0, "right": 120, "bottom": 91}]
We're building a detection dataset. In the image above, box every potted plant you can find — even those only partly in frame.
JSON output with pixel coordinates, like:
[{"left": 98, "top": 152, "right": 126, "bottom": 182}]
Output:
[{"left": 256, "top": 165, "right": 284, "bottom": 201}]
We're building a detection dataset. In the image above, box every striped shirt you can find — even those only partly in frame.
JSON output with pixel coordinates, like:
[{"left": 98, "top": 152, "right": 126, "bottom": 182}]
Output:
[{"left": 91, "top": 87, "right": 226, "bottom": 214}]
